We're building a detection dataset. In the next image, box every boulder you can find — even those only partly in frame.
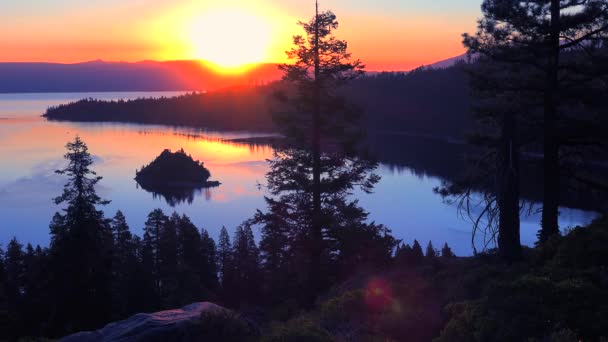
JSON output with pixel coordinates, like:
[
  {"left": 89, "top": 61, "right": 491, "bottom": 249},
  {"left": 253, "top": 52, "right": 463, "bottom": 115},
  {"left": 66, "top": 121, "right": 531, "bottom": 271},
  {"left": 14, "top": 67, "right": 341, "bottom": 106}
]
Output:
[{"left": 60, "top": 302, "right": 229, "bottom": 342}]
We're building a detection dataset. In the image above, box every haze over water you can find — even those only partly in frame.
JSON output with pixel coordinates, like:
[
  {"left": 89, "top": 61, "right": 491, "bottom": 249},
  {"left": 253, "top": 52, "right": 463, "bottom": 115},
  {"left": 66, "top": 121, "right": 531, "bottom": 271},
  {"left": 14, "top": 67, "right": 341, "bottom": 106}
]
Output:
[{"left": 0, "top": 92, "right": 596, "bottom": 256}]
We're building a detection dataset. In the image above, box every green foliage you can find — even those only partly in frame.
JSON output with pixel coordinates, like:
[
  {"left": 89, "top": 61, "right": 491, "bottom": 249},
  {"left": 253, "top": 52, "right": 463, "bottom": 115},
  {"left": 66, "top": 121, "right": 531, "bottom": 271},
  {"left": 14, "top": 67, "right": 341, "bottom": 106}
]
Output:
[
  {"left": 192, "top": 309, "right": 259, "bottom": 342},
  {"left": 436, "top": 217, "right": 608, "bottom": 342},
  {"left": 263, "top": 318, "right": 333, "bottom": 342}
]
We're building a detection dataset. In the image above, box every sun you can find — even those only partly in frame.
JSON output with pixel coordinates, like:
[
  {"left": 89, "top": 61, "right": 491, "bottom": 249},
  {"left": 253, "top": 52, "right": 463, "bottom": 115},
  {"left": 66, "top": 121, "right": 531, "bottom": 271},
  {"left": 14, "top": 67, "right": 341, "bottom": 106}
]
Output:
[{"left": 187, "top": 8, "right": 272, "bottom": 72}]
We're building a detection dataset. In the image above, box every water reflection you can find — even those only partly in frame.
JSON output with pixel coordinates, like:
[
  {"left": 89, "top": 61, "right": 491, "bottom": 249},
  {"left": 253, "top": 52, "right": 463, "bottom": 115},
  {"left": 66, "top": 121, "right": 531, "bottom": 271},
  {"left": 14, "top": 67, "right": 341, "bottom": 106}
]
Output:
[
  {"left": 0, "top": 92, "right": 599, "bottom": 256},
  {"left": 135, "top": 180, "right": 217, "bottom": 206}
]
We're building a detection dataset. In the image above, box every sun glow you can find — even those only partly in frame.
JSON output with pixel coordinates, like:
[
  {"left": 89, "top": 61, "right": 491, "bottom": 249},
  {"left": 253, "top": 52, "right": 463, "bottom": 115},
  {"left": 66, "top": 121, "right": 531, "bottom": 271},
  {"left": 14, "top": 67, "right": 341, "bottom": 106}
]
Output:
[{"left": 187, "top": 8, "right": 272, "bottom": 71}]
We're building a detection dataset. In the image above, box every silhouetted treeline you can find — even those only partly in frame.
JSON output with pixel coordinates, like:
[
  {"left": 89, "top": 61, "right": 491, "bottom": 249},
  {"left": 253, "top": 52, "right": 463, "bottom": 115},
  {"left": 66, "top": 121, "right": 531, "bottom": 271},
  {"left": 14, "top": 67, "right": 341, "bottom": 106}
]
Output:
[
  {"left": 43, "top": 66, "right": 473, "bottom": 139},
  {"left": 44, "top": 86, "right": 276, "bottom": 132},
  {"left": 0, "top": 136, "right": 402, "bottom": 339},
  {"left": 347, "top": 65, "right": 473, "bottom": 139}
]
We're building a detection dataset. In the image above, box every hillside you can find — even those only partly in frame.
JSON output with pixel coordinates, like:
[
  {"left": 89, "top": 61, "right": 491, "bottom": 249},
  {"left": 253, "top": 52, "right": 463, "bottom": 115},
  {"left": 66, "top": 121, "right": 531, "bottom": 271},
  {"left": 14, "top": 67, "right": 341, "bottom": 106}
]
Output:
[
  {"left": 0, "top": 60, "right": 282, "bottom": 93},
  {"left": 43, "top": 64, "right": 473, "bottom": 139}
]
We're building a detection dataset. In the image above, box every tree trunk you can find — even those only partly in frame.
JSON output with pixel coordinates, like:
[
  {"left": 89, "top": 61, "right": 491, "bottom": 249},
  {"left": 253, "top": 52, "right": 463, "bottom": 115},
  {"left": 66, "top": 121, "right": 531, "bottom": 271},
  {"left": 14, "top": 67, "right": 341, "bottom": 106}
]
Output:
[
  {"left": 498, "top": 111, "right": 521, "bottom": 260},
  {"left": 309, "top": 0, "right": 324, "bottom": 303},
  {"left": 539, "top": 0, "right": 561, "bottom": 243}
]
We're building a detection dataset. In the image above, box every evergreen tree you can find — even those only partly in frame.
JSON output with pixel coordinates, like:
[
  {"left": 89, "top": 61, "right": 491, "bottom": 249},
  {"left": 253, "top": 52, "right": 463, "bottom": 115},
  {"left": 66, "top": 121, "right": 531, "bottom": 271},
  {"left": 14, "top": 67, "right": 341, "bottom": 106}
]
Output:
[
  {"left": 22, "top": 244, "right": 50, "bottom": 337},
  {"left": 175, "top": 214, "right": 205, "bottom": 305},
  {"left": 463, "top": 0, "right": 608, "bottom": 245},
  {"left": 441, "top": 243, "right": 455, "bottom": 259},
  {"left": 217, "top": 226, "right": 233, "bottom": 293},
  {"left": 0, "top": 244, "right": 6, "bottom": 338},
  {"left": 110, "top": 211, "right": 137, "bottom": 318},
  {"left": 142, "top": 208, "right": 168, "bottom": 296},
  {"left": 270, "top": 1, "right": 377, "bottom": 301},
  {"left": 411, "top": 240, "right": 424, "bottom": 264},
  {"left": 200, "top": 228, "right": 219, "bottom": 294},
  {"left": 48, "top": 136, "right": 113, "bottom": 334},
  {"left": 232, "top": 223, "right": 261, "bottom": 306},
  {"left": 256, "top": 201, "right": 292, "bottom": 304},
  {"left": 4, "top": 238, "right": 24, "bottom": 336},
  {"left": 425, "top": 241, "right": 437, "bottom": 259},
  {"left": 133, "top": 235, "right": 158, "bottom": 313},
  {"left": 158, "top": 213, "right": 179, "bottom": 307}
]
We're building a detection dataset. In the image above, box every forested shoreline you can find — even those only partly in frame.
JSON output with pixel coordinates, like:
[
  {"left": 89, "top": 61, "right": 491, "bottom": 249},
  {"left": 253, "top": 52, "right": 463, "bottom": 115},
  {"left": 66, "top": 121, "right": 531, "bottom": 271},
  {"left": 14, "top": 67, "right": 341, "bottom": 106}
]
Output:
[
  {"left": 5, "top": 0, "right": 608, "bottom": 340},
  {"left": 2, "top": 136, "right": 607, "bottom": 341},
  {"left": 42, "top": 65, "right": 473, "bottom": 140}
]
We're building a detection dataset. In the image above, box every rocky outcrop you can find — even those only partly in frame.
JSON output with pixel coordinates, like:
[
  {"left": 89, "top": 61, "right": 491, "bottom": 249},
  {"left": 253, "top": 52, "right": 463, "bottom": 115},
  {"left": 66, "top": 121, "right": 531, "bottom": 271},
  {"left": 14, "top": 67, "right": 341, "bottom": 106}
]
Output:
[{"left": 60, "top": 302, "right": 239, "bottom": 342}]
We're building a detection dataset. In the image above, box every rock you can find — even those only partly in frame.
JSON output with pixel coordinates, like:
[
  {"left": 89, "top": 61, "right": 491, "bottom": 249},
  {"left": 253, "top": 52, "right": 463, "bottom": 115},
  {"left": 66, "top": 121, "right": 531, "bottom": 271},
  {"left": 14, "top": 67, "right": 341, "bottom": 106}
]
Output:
[{"left": 60, "top": 302, "right": 228, "bottom": 342}]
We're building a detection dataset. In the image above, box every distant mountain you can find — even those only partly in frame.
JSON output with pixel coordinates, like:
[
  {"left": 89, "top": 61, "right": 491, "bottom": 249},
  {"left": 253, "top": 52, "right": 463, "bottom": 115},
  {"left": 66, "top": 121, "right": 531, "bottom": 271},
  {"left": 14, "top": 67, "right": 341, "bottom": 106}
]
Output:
[
  {"left": 0, "top": 60, "right": 283, "bottom": 93},
  {"left": 426, "top": 54, "right": 473, "bottom": 69}
]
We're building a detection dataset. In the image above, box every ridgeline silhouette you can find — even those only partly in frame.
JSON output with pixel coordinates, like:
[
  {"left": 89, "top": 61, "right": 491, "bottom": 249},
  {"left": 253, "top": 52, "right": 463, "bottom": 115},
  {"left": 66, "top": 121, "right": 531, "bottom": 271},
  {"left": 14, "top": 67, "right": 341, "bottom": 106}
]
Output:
[{"left": 43, "top": 65, "right": 473, "bottom": 139}]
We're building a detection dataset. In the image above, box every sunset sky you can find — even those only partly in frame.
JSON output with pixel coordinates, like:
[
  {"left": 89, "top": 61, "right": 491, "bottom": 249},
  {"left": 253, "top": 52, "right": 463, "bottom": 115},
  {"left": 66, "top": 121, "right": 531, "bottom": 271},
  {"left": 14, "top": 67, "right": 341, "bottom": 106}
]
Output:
[{"left": 0, "top": 0, "right": 482, "bottom": 71}]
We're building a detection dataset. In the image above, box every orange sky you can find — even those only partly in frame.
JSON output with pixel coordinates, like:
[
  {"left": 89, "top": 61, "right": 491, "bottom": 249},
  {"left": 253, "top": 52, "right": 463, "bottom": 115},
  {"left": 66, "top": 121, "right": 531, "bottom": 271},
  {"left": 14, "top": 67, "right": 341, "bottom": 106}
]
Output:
[{"left": 0, "top": 0, "right": 480, "bottom": 71}]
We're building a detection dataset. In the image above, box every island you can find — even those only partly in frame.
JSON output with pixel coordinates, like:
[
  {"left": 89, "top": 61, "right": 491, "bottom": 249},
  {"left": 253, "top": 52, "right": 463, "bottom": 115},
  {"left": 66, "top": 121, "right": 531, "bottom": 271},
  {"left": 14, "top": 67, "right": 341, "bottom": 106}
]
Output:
[{"left": 135, "top": 149, "right": 220, "bottom": 206}]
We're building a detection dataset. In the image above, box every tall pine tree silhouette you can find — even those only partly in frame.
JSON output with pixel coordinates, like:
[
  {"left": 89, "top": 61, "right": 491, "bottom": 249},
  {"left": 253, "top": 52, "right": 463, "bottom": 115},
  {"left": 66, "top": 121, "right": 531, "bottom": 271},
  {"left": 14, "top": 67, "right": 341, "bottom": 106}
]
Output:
[{"left": 49, "top": 136, "right": 113, "bottom": 334}]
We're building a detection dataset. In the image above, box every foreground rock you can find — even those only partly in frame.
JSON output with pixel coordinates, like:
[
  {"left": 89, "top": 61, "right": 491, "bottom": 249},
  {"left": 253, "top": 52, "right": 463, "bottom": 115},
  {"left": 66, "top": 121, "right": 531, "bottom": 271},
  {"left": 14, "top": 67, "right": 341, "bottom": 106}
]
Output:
[{"left": 60, "top": 302, "right": 257, "bottom": 342}]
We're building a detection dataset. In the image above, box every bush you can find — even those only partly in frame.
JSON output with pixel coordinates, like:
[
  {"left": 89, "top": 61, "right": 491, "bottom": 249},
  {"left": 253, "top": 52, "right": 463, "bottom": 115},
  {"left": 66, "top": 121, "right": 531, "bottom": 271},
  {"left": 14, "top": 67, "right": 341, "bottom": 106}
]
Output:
[{"left": 262, "top": 318, "right": 333, "bottom": 342}]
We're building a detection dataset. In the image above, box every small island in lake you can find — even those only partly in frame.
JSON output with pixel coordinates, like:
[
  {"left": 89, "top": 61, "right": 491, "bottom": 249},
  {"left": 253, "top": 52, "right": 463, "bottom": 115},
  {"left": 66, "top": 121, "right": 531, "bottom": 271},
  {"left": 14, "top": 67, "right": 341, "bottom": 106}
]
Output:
[{"left": 135, "top": 149, "right": 220, "bottom": 206}]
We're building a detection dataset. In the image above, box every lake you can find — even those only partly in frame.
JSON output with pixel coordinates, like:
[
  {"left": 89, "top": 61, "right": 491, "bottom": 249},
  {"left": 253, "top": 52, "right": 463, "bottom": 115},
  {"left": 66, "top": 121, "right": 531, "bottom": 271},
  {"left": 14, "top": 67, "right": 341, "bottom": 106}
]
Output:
[{"left": 0, "top": 92, "right": 596, "bottom": 256}]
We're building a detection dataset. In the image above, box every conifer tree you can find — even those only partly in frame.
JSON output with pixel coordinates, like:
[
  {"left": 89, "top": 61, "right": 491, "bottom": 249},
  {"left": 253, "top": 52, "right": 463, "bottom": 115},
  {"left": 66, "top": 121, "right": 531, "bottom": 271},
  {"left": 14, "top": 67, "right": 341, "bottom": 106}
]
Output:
[
  {"left": 462, "top": 0, "right": 608, "bottom": 247},
  {"left": 48, "top": 136, "right": 113, "bottom": 333},
  {"left": 217, "top": 226, "right": 233, "bottom": 299},
  {"left": 142, "top": 208, "right": 168, "bottom": 295},
  {"left": 4, "top": 238, "right": 24, "bottom": 335},
  {"left": 200, "top": 228, "right": 219, "bottom": 293},
  {"left": 232, "top": 223, "right": 261, "bottom": 305},
  {"left": 441, "top": 243, "right": 455, "bottom": 259},
  {"left": 110, "top": 211, "right": 136, "bottom": 318},
  {"left": 411, "top": 240, "right": 424, "bottom": 264},
  {"left": 263, "top": 1, "right": 381, "bottom": 303},
  {"left": 425, "top": 241, "right": 437, "bottom": 259}
]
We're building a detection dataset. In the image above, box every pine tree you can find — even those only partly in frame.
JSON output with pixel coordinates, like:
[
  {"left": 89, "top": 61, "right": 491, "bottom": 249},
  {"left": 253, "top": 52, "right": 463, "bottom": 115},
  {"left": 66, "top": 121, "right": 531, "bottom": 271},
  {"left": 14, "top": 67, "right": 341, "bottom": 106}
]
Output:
[
  {"left": 4, "top": 238, "right": 24, "bottom": 336},
  {"left": 0, "top": 244, "right": 7, "bottom": 338},
  {"left": 158, "top": 213, "right": 179, "bottom": 307},
  {"left": 441, "top": 243, "right": 455, "bottom": 259},
  {"left": 463, "top": 0, "right": 608, "bottom": 246},
  {"left": 217, "top": 226, "right": 233, "bottom": 292},
  {"left": 425, "top": 241, "right": 437, "bottom": 259},
  {"left": 22, "top": 244, "right": 50, "bottom": 337},
  {"left": 48, "top": 136, "right": 113, "bottom": 334},
  {"left": 200, "top": 228, "right": 219, "bottom": 293},
  {"left": 271, "top": 1, "right": 375, "bottom": 301},
  {"left": 232, "top": 223, "right": 261, "bottom": 305},
  {"left": 412, "top": 240, "right": 424, "bottom": 265},
  {"left": 143, "top": 208, "right": 168, "bottom": 296},
  {"left": 110, "top": 211, "right": 136, "bottom": 318},
  {"left": 175, "top": 214, "right": 204, "bottom": 305}
]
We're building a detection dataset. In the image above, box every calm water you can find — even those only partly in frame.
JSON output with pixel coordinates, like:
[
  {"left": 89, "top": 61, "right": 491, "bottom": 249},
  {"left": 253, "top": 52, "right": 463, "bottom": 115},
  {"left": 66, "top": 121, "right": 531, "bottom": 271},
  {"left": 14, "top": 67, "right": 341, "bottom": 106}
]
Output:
[{"left": 0, "top": 92, "right": 596, "bottom": 255}]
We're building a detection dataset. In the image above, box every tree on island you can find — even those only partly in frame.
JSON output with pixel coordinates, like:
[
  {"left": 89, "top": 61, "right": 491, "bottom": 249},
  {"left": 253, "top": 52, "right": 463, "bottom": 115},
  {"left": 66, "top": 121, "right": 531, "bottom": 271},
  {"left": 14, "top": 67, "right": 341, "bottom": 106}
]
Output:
[{"left": 135, "top": 149, "right": 220, "bottom": 206}]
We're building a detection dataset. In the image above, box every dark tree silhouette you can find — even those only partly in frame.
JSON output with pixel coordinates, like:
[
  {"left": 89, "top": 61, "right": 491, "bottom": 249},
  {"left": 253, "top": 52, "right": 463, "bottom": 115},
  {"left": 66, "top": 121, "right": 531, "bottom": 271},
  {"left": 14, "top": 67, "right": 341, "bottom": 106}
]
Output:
[
  {"left": 411, "top": 240, "right": 424, "bottom": 264},
  {"left": 231, "top": 223, "right": 261, "bottom": 306},
  {"left": 441, "top": 243, "right": 455, "bottom": 259},
  {"left": 262, "top": 5, "right": 378, "bottom": 302},
  {"left": 463, "top": 0, "right": 608, "bottom": 245},
  {"left": 48, "top": 136, "right": 113, "bottom": 334},
  {"left": 109, "top": 211, "right": 138, "bottom": 319},
  {"left": 425, "top": 241, "right": 437, "bottom": 259},
  {"left": 217, "top": 226, "right": 234, "bottom": 302},
  {"left": 143, "top": 208, "right": 169, "bottom": 298}
]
